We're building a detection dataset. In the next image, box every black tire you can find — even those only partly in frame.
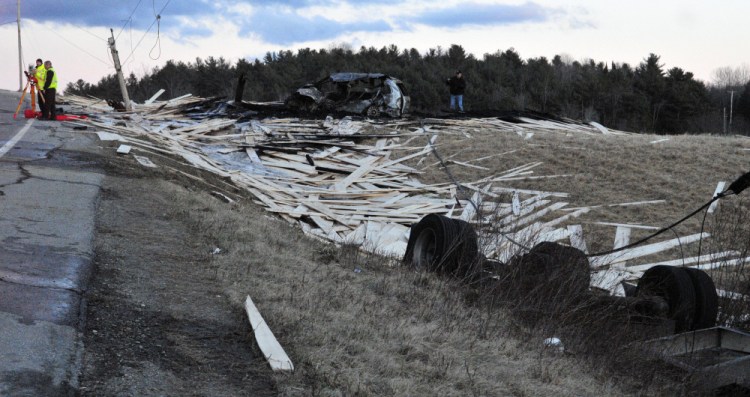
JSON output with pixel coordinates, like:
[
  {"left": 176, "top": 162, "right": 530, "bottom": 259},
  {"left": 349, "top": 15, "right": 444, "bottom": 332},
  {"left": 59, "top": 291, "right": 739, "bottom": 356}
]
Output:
[
  {"left": 403, "top": 215, "right": 479, "bottom": 277},
  {"left": 448, "top": 218, "right": 480, "bottom": 279},
  {"left": 684, "top": 268, "right": 719, "bottom": 330},
  {"left": 636, "top": 266, "right": 696, "bottom": 333},
  {"left": 509, "top": 242, "right": 591, "bottom": 295}
]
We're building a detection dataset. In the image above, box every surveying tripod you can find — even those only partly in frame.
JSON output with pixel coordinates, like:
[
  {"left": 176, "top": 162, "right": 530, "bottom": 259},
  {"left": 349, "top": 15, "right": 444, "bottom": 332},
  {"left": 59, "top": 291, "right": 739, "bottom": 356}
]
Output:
[{"left": 13, "top": 70, "right": 44, "bottom": 119}]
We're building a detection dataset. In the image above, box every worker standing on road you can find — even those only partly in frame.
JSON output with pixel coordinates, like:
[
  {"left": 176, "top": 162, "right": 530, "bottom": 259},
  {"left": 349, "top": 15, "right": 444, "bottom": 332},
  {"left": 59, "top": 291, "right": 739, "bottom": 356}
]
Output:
[
  {"left": 41, "top": 60, "right": 58, "bottom": 121},
  {"left": 34, "top": 58, "right": 47, "bottom": 116},
  {"left": 446, "top": 70, "right": 466, "bottom": 113}
]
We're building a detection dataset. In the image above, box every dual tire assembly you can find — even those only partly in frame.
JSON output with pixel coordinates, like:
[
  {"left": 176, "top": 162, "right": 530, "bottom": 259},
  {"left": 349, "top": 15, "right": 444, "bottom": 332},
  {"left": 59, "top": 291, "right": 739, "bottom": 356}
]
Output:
[{"left": 404, "top": 215, "right": 720, "bottom": 333}]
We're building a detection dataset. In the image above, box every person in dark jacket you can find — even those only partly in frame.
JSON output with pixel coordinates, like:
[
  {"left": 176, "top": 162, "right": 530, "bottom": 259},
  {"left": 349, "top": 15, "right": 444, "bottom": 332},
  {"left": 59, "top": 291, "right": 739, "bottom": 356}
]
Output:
[
  {"left": 41, "top": 60, "right": 58, "bottom": 121},
  {"left": 446, "top": 70, "right": 466, "bottom": 112}
]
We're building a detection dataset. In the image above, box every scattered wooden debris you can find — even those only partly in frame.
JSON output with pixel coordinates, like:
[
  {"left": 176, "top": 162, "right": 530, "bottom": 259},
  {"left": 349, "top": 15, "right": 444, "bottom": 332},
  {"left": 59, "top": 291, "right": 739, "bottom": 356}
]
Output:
[
  {"left": 65, "top": 94, "right": 747, "bottom": 299},
  {"left": 708, "top": 181, "right": 726, "bottom": 214},
  {"left": 116, "top": 144, "right": 132, "bottom": 155},
  {"left": 244, "top": 295, "right": 294, "bottom": 371},
  {"left": 133, "top": 155, "right": 157, "bottom": 168}
]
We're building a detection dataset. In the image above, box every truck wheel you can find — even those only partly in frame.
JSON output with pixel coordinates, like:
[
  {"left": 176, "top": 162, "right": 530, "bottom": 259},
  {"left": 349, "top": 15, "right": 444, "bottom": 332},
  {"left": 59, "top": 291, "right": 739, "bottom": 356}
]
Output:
[
  {"left": 636, "top": 266, "right": 696, "bottom": 333},
  {"left": 365, "top": 106, "right": 380, "bottom": 118},
  {"left": 684, "top": 268, "right": 718, "bottom": 330},
  {"left": 403, "top": 214, "right": 479, "bottom": 276}
]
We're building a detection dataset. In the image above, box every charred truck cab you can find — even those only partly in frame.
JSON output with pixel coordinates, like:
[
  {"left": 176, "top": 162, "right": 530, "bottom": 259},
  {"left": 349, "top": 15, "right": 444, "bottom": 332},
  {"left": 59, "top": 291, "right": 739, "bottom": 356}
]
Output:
[{"left": 286, "top": 73, "right": 410, "bottom": 118}]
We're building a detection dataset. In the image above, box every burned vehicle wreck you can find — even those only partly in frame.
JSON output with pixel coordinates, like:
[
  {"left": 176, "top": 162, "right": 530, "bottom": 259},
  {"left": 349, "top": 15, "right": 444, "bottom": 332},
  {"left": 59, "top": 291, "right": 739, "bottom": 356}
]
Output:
[{"left": 285, "top": 73, "right": 410, "bottom": 117}]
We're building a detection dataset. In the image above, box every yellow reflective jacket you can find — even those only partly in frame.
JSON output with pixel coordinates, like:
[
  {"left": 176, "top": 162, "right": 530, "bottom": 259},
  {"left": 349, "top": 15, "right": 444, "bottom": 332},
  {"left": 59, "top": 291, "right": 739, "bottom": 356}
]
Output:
[
  {"left": 45, "top": 67, "right": 58, "bottom": 90},
  {"left": 35, "top": 65, "right": 46, "bottom": 87}
]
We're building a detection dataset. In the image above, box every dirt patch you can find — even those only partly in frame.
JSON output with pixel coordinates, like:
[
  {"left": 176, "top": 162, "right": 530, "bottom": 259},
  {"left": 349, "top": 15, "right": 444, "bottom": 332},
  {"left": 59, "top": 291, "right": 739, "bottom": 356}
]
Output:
[{"left": 79, "top": 170, "right": 276, "bottom": 396}]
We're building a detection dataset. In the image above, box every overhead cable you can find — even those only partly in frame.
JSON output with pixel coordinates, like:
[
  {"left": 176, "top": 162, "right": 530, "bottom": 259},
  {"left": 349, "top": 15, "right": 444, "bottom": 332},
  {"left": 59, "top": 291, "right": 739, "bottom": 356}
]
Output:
[
  {"left": 116, "top": 0, "right": 144, "bottom": 41},
  {"left": 121, "top": 0, "right": 171, "bottom": 65}
]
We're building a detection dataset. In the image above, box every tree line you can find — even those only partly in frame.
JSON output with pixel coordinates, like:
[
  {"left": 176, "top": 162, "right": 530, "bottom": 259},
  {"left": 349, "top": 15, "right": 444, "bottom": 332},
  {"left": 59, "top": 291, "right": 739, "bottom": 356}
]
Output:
[{"left": 65, "top": 44, "right": 750, "bottom": 134}]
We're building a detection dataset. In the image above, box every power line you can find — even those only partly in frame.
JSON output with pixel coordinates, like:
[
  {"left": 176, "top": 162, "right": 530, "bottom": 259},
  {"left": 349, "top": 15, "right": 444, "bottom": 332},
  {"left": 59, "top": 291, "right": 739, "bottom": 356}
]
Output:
[
  {"left": 121, "top": 0, "right": 171, "bottom": 65},
  {"left": 116, "top": 0, "right": 144, "bottom": 40},
  {"left": 0, "top": 19, "right": 16, "bottom": 26},
  {"left": 37, "top": 23, "right": 111, "bottom": 66},
  {"left": 71, "top": 23, "right": 107, "bottom": 43},
  {"left": 148, "top": 0, "right": 162, "bottom": 60}
]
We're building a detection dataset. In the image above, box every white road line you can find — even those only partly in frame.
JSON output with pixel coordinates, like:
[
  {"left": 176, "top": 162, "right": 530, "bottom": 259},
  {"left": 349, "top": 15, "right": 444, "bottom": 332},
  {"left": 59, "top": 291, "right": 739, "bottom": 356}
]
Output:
[{"left": 0, "top": 119, "right": 34, "bottom": 159}]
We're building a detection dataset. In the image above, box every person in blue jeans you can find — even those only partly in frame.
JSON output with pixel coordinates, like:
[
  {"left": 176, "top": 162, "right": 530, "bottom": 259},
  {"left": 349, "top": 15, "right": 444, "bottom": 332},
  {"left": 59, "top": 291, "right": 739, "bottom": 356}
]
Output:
[{"left": 446, "top": 70, "right": 466, "bottom": 112}]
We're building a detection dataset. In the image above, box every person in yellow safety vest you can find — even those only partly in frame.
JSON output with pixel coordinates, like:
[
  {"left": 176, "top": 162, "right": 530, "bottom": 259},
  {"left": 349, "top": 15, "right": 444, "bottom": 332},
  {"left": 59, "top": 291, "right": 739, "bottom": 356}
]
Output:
[
  {"left": 41, "top": 60, "right": 58, "bottom": 121},
  {"left": 34, "top": 58, "right": 46, "bottom": 115}
]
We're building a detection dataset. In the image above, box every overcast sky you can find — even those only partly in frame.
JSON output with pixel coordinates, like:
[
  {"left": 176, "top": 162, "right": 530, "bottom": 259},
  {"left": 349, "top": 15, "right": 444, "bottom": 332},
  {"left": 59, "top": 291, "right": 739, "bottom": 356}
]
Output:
[{"left": 0, "top": 0, "right": 748, "bottom": 93}]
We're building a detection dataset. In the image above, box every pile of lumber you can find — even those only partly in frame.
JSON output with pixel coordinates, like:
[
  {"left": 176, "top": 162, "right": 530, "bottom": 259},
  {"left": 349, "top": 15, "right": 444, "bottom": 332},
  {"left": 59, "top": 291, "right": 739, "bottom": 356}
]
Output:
[{"left": 63, "top": 94, "right": 747, "bottom": 299}]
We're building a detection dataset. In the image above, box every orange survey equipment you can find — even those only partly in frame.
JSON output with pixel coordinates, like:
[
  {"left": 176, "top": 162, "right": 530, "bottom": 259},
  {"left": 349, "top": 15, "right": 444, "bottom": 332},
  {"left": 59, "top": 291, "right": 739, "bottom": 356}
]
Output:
[
  {"left": 12, "top": 77, "right": 30, "bottom": 119},
  {"left": 13, "top": 72, "right": 44, "bottom": 119},
  {"left": 29, "top": 75, "right": 40, "bottom": 111}
]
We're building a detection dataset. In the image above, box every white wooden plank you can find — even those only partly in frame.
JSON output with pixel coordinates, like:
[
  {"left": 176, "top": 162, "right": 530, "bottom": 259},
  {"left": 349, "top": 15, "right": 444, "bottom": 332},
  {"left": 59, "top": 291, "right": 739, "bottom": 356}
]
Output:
[
  {"left": 563, "top": 199, "right": 666, "bottom": 212},
  {"left": 611, "top": 226, "right": 632, "bottom": 267},
  {"left": 383, "top": 193, "right": 408, "bottom": 206},
  {"left": 333, "top": 156, "right": 380, "bottom": 192},
  {"left": 591, "top": 269, "right": 629, "bottom": 296},
  {"left": 144, "top": 88, "right": 166, "bottom": 104},
  {"left": 96, "top": 131, "right": 126, "bottom": 141},
  {"left": 613, "top": 226, "right": 631, "bottom": 250},
  {"left": 167, "top": 93, "right": 193, "bottom": 103},
  {"left": 116, "top": 144, "right": 132, "bottom": 154},
  {"left": 310, "top": 216, "right": 334, "bottom": 234},
  {"left": 592, "top": 222, "right": 659, "bottom": 230},
  {"left": 515, "top": 202, "right": 568, "bottom": 229},
  {"left": 511, "top": 191, "right": 521, "bottom": 215},
  {"left": 244, "top": 295, "right": 294, "bottom": 371},
  {"left": 492, "top": 187, "right": 569, "bottom": 198},
  {"left": 590, "top": 233, "right": 710, "bottom": 268},
  {"left": 589, "top": 121, "right": 609, "bottom": 134},
  {"left": 344, "top": 224, "right": 367, "bottom": 245},
  {"left": 625, "top": 251, "right": 739, "bottom": 273},
  {"left": 459, "top": 191, "right": 482, "bottom": 222},
  {"left": 447, "top": 160, "right": 489, "bottom": 170},
  {"left": 542, "top": 208, "right": 589, "bottom": 228},
  {"left": 538, "top": 227, "right": 570, "bottom": 242},
  {"left": 708, "top": 181, "right": 726, "bottom": 214},
  {"left": 691, "top": 256, "right": 750, "bottom": 271},
  {"left": 133, "top": 155, "right": 157, "bottom": 168},
  {"left": 497, "top": 200, "right": 552, "bottom": 225},
  {"left": 567, "top": 224, "right": 588, "bottom": 254}
]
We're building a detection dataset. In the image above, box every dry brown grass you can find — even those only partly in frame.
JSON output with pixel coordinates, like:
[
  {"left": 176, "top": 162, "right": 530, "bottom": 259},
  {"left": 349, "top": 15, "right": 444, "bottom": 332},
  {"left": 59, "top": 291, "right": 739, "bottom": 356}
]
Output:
[
  {"left": 160, "top": 186, "right": 640, "bottom": 396},
  {"left": 119, "top": 121, "right": 750, "bottom": 395},
  {"left": 415, "top": 127, "right": 750, "bottom": 260}
]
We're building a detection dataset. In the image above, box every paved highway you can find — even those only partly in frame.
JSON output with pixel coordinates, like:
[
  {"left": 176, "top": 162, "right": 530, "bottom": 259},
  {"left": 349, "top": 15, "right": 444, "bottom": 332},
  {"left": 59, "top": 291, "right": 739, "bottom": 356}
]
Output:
[{"left": 0, "top": 89, "right": 102, "bottom": 396}]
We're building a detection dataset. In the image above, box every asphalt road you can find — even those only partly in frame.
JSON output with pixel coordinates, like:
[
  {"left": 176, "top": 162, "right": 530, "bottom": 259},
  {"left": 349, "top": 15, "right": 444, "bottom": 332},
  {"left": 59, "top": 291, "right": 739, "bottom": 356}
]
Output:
[{"left": 0, "top": 89, "right": 102, "bottom": 396}]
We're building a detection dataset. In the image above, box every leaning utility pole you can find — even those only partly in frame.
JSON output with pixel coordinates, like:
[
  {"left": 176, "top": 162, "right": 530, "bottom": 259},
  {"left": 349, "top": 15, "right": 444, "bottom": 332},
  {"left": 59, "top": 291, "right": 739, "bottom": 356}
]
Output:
[
  {"left": 17, "top": 0, "right": 23, "bottom": 91},
  {"left": 108, "top": 28, "right": 132, "bottom": 111}
]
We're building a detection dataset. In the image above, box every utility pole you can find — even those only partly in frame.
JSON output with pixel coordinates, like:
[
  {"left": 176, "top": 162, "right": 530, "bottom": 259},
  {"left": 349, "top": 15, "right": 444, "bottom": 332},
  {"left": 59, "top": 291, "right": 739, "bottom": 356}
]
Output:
[
  {"left": 108, "top": 28, "right": 132, "bottom": 111},
  {"left": 17, "top": 0, "right": 23, "bottom": 91},
  {"left": 729, "top": 90, "right": 735, "bottom": 134}
]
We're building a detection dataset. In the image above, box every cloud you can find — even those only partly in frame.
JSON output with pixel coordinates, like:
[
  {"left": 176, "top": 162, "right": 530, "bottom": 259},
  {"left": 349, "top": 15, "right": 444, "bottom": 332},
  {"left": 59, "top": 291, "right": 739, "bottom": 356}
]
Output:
[
  {"left": 410, "top": 2, "right": 552, "bottom": 28},
  {"left": 1, "top": 0, "right": 566, "bottom": 47},
  {"left": 178, "top": 25, "right": 214, "bottom": 38},
  {"left": 243, "top": 8, "right": 392, "bottom": 45},
  {"left": 2, "top": 0, "right": 209, "bottom": 30}
]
